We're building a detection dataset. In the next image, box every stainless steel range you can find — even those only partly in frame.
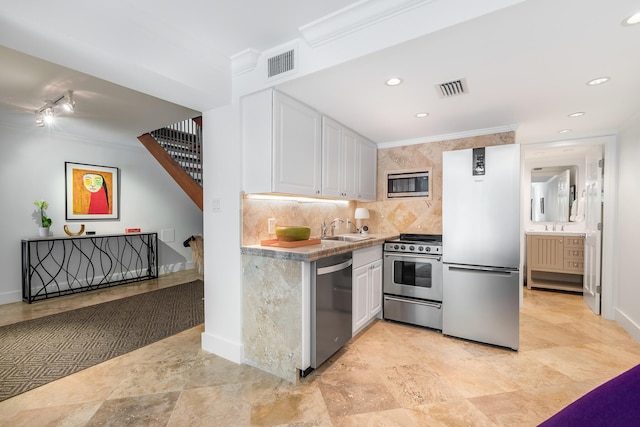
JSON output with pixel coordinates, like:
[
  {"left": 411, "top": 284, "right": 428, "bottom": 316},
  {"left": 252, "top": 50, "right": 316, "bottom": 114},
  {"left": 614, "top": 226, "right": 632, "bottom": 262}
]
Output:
[{"left": 383, "top": 234, "right": 443, "bottom": 330}]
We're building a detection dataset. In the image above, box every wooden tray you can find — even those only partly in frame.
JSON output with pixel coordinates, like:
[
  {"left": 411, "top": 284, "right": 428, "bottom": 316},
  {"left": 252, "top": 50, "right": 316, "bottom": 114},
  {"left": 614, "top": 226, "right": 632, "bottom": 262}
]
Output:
[{"left": 260, "top": 238, "right": 322, "bottom": 248}]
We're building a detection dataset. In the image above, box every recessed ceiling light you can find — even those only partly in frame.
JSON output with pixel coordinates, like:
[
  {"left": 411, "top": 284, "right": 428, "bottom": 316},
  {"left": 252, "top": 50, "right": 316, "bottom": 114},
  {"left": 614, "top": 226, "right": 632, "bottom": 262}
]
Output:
[
  {"left": 415, "top": 112, "right": 429, "bottom": 118},
  {"left": 558, "top": 129, "right": 572, "bottom": 134},
  {"left": 568, "top": 112, "right": 586, "bottom": 118},
  {"left": 622, "top": 12, "right": 640, "bottom": 26},
  {"left": 587, "top": 77, "right": 610, "bottom": 86},
  {"left": 385, "top": 77, "right": 403, "bottom": 86}
]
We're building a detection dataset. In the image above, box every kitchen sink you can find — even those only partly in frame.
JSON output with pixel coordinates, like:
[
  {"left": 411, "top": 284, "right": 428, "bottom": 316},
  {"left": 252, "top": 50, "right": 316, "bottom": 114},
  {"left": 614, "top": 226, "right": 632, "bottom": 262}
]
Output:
[{"left": 322, "top": 234, "right": 372, "bottom": 242}]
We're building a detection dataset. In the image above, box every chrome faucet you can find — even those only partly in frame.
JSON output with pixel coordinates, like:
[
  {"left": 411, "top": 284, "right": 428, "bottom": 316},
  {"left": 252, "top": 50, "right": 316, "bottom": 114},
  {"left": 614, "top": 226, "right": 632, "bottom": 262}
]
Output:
[
  {"left": 321, "top": 218, "right": 345, "bottom": 237},
  {"left": 329, "top": 218, "right": 344, "bottom": 236}
]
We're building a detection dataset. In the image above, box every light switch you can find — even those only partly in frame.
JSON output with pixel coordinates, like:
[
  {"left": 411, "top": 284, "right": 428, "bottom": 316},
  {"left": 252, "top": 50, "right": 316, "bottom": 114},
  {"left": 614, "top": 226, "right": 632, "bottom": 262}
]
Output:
[{"left": 212, "top": 198, "right": 222, "bottom": 212}]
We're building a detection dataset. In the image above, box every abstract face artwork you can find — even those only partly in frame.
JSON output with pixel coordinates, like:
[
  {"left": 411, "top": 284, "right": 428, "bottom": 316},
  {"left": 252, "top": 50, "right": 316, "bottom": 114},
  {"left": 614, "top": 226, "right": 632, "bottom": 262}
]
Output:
[{"left": 66, "top": 162, "right": 119, "bottom": 220}]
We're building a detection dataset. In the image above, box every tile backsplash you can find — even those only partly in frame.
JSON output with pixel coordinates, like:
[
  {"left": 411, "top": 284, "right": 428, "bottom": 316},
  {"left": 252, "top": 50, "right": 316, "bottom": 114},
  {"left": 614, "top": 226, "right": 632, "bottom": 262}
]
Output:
[
  {"left": 242, "top": 131, "right": 514, "bottom": 244},
  {"left": 242, "top": 197, "right": 355, "bottom": 245}
]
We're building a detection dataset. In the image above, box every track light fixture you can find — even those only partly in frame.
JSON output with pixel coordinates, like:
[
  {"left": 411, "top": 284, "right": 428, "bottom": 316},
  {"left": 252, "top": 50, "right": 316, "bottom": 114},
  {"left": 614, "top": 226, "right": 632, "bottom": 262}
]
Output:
[{"left": 34, "top": 90, "right": 75, "bottom": 126}]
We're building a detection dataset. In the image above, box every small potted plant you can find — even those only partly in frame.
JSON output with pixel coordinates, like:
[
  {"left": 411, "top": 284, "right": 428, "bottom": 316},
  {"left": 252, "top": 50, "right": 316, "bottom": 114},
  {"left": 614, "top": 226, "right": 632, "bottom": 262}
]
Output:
[{"left": 34, "top": 200, "right": 52, "bottom": 237}]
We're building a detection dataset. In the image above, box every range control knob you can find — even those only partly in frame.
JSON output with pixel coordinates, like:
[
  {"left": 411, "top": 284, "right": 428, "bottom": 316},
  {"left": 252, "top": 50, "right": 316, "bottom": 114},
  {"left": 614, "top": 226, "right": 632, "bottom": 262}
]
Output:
[
  {"left": 400, "top": 245, "right": 406, "bottom": 251},
  {"left": 409, "top": 245, "right": 415, "bottom": 251},
  {"left": 394, "top": 244, "right": 399, "bottom": 250},
  {"left": 426, "top": 247, "right": 431, "bottom": 252},
  {"left": 418, "top": 246, "right": 423, "bottom": 251}
]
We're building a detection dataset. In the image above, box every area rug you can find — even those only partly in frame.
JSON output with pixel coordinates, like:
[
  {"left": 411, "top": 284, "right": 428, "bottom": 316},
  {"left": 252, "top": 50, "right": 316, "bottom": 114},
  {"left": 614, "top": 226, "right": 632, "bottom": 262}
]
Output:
[{"left": 0, "top": 280, "right": 204, "bottom": 402}]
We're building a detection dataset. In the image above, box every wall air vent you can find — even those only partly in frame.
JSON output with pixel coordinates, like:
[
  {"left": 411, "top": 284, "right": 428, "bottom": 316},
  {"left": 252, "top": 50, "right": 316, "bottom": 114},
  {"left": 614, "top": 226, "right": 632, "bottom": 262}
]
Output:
[
  {"left": 266, "top": 47, "right": 297, "bottom": 81},
  {"left": 435, "top": 78, "right": 468, "bottom": 98}
]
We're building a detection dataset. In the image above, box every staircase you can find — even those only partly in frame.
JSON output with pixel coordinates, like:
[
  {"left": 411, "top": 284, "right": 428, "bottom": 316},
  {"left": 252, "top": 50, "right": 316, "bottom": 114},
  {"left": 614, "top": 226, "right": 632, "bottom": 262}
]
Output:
[{"left": 138, "top": 117, "right": 203, "bottom": 210}]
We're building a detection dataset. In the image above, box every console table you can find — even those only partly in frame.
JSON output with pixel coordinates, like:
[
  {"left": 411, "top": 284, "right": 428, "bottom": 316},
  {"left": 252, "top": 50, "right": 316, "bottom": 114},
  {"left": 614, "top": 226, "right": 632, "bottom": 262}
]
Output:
[{"left": 21, "top": 232, "right": 158, "bottom": 303}]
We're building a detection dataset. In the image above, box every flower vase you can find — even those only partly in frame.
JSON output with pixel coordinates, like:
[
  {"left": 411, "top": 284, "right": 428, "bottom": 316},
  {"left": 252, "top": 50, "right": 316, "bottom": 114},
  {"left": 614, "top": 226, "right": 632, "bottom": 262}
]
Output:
[{"left": 38, "top": 227, "right": 50, "bottom": 238}]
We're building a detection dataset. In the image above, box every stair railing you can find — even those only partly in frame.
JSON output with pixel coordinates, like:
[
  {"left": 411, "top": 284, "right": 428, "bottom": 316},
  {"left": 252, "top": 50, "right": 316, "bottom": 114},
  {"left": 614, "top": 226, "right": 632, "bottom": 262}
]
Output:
[{"left": 150, "top": 118, "right": 202, "bottom": 187}]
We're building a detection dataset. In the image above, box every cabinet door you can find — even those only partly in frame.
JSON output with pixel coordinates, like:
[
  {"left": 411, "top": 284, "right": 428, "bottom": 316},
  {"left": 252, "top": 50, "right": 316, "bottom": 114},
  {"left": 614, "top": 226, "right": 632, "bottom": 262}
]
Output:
[
  {"left": 529, "top": 235, "right": 564, "bottom": 271},
  {"left": 273, "top": 92, "right": 322, "bottom": 196},
  {"left": 321, "top": 116, "right": 343, "bottom": 198},
  {"left": 357, "top": 136, "right": 377, "bottom": 201},
  {"left": 353, "top": 264, "right": 370, "bottom": 334},
  {"left": 368, "top": 259, "right": 383, "bottom": 317},
  {"left": 342, "top": 127, "right": 358, "bottom": 199},
  {"left": 322, "top": 117, "right": 358, "bottom": 199}
]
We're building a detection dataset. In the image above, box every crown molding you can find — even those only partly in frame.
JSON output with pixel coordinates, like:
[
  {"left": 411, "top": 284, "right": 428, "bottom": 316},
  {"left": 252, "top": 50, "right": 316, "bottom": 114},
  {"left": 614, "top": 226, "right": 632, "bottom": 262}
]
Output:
[
  {"left": 299, "top": 0, "right": 436, "bottom": 47},
  {"left": 231, "top": 49, "right": 261, "bottom": 77}
]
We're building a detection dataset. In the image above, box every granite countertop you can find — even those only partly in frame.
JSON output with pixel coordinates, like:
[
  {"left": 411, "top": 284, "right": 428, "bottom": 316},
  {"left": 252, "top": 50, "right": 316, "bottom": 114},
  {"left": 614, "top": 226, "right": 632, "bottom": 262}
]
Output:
[{"left": 241, "top": 234, "right": 396, "bottom": 262}]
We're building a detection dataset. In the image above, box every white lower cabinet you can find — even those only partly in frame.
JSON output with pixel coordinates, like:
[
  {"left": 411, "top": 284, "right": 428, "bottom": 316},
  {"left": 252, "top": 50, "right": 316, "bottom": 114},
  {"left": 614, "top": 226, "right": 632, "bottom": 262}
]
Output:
[{"left": 352, "top": 245, "right": 383, "bottom": 335}]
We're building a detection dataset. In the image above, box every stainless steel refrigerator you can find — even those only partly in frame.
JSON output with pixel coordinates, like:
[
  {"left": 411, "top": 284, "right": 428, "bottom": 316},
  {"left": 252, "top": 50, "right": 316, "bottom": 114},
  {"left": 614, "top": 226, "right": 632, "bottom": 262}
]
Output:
[{"left": 442, "top": 144, "right": 520, "bottom": 350}]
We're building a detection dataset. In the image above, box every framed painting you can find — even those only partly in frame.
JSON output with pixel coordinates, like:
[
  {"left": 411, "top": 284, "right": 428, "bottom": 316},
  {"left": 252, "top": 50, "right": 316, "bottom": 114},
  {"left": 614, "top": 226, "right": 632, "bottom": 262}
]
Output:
[{"left": 65, "top": 162, "right": 120, "bottom": 220}]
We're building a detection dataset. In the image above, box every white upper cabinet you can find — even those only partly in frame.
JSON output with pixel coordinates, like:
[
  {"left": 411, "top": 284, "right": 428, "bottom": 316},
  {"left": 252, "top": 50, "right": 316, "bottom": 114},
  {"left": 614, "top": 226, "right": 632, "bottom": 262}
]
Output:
[
  {"left": 242, "top": 89, "right": 375, "bottom": 200},
  {"left": 321, "top": 116, "right": 358, "bottom": 199},
  {"left": 357, "top": 135, "right": 377, "bottom": 201},
  {"left": 242, "top": 89, "right": 322, "bottom": 196}
]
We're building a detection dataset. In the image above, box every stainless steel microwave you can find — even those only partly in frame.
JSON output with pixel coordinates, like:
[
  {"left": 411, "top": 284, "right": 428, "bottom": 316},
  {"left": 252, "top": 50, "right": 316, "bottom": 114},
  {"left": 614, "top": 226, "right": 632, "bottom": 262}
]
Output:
[{"left": 387, "top": 170, "right": 430, "bottom": 198}]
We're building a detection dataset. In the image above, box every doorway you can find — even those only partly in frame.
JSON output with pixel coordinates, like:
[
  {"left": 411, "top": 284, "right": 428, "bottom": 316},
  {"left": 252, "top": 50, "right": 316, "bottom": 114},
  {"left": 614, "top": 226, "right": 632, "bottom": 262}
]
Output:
[{"left": 521, "top": 135, "right": 617, "bottom": 319}]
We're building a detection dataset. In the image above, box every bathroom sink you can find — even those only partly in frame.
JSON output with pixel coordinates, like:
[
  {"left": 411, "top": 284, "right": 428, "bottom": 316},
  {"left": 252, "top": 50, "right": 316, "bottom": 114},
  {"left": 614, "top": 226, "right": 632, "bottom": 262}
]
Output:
[{"left": 322, "top": 234, "right": 372, "bottom": 242}]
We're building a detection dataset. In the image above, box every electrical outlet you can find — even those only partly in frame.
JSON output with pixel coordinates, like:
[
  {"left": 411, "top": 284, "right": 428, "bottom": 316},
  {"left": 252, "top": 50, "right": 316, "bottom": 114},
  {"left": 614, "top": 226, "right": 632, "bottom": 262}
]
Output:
[{"left": 268, "top": 218, "right": 276, "bottom": 234}]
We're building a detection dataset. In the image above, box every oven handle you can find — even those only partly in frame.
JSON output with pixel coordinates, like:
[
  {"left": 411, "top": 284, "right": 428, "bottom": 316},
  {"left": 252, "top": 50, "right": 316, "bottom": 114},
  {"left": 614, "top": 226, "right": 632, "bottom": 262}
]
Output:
[
  {"left": 446, "top": 265, "right": 515, "bottom": 276},
  {"left": 384, "top": 253, "right": 441, "bottom": 262},
  {"left": 384, "top": 295, "right": 442, "bottom": 308}
]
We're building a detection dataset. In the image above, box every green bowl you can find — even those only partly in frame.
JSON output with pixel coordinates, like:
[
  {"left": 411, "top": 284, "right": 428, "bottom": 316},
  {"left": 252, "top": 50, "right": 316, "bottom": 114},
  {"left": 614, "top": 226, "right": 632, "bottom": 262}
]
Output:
[{"left": 275, "top": 226, "right": 311, "bottom": 242}]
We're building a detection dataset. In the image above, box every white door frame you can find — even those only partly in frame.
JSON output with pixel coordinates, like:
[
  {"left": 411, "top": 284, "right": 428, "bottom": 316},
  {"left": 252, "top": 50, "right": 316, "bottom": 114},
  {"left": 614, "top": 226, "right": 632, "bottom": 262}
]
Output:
[{"left": 520, "top": 134, "right": 617, "bottom": 320}]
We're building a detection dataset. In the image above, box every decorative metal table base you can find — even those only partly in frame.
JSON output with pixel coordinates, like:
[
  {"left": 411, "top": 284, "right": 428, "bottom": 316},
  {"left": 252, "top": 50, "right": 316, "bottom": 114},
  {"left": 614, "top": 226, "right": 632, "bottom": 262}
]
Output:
[{"left": 22, "top": 233, "right": 158, "bottom": 303}]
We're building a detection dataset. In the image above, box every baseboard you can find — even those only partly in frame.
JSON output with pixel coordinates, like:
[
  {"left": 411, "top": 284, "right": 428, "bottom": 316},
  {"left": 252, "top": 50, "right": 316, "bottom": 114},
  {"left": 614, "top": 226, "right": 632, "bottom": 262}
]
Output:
[
  {"left": 1, "top": 263, "right": 197, "bottom": 307},
  {"left": 0, "top": 290, "right": 22, "bottom": 305},
  {"left": 615, "top": 307, "right": 640, "bottom": 344},
  {"left": 201, "top": 331, "right": 244, "bottom": 364},
  {"left": 158, "top": 261, "right": 193, "bottom": 276}
]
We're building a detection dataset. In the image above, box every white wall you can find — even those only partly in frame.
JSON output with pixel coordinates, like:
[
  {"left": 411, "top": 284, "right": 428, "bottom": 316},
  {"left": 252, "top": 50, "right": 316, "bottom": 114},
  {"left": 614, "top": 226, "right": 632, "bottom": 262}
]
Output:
[
  {"left": 200, "top": 103, "right": 244, "bottom": 363},
  {"left": 0, "top": 121, "right": 203, "bottom": 305},
  {"left": 615, "top": 117, "right": 640, "bottom": 342}
]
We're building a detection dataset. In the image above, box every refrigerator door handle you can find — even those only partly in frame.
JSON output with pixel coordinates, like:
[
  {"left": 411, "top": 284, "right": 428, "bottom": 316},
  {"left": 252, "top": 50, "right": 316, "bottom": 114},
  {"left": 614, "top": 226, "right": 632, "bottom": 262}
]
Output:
[{"left": 447, "top": 265, "right": 515, "bottom": 276}]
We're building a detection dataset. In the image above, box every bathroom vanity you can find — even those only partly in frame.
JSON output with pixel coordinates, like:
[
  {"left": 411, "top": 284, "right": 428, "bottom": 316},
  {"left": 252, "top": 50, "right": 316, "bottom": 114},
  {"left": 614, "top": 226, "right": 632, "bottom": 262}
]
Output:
[{"left": 526, "top": 232, "right": 585, "bottom": 293}]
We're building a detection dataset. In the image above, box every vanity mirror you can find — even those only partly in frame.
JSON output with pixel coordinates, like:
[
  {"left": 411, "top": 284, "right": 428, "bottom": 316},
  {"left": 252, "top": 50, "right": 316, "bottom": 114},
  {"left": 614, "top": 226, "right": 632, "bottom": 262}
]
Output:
[{"left": 530, "top": 165, "right": 580, "bottom": 222}]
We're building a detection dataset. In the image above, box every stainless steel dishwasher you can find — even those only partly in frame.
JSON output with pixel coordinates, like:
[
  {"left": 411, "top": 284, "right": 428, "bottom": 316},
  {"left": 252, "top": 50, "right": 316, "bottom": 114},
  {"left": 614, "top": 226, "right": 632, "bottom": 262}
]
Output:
[{"left": 310, "top": 252, "right": 353, "bottom": 370}]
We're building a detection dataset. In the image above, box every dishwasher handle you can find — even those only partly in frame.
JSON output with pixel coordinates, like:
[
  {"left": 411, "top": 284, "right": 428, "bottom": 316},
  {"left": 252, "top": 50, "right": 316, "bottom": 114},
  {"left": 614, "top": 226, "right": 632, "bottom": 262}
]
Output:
[{"left": 317, "top": 259, "right": 353, "bottom": 276}]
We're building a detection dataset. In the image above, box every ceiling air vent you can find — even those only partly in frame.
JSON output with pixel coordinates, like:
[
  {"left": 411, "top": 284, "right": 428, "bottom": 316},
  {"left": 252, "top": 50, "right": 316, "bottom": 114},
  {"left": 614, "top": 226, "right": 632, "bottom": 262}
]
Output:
[
  {"left": 435, "top": 78, "right": 468, "bottom": 98},
  {"left": 266, "top": 47, "right": 297, "bottom": 80}
]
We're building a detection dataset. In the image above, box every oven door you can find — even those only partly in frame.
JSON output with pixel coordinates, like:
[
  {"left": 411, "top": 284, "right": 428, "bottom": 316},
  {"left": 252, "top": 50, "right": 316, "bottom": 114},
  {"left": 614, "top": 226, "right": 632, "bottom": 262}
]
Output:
[{"left": 383, "top": 252, "right": 442, "bottom": 301}]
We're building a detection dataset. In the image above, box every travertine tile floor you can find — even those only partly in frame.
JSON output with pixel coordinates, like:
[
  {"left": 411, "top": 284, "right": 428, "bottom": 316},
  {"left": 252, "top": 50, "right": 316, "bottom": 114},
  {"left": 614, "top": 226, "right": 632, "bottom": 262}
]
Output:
[{"left": 2, "top": 269, "right": 640, "bottom": 426}]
